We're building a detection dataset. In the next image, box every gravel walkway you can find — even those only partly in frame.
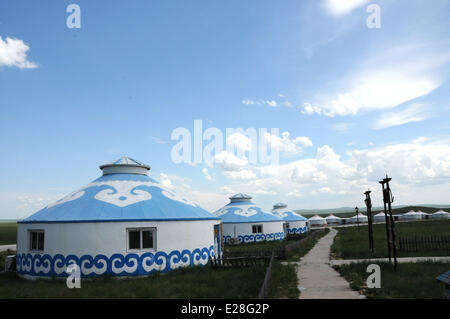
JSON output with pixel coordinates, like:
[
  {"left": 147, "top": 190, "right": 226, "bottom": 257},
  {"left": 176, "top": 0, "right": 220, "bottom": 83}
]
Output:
[{"left": 296, "top": 228, "right": 365, "bottom": 299}]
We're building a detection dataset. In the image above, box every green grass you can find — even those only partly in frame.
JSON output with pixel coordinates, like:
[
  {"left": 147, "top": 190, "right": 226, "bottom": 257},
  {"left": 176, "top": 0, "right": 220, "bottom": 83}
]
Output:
[
  {"left": 0, "top": 263, "right": 267, "bottom": 298},
  {"left": 334, "top": 261, "right": 450, "bottom": 299},
  {"left": 0, "top": 222, "right": 17, "bottom": 245},
  {"left": 268, "top": 261, "right": 299, "bottom": 299},
  {"left": 331, "top": 219, "right": 450, "bottom": 259}
]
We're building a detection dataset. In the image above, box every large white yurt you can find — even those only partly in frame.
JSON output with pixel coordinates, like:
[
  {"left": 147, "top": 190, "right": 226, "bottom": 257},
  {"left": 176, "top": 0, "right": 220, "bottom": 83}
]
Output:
[
  {"left": 349, "top": 213, "right": 368, "bottom": 224},
  {"left": 325, "top": 214, "right": 342, "bottom": 225},
  {"left": 399, "top": 210, "right": 422, "bottom": 221},
  {"left": 16, "top": 157, "right": 221, "bottom": 279},
  {"left": 214, "top": 194, "right": 285, "bottom": 244},
  {"left": 430, "top": 209, "right": 450, "bottom": 220},
  {"left": 373, "top": 211, "right": 387, "bottom": 223},
  {"left": 271, "top": 203, "right": 309, "bottom": 234},
  {"left": 308, "top": 214, "right": 327, "bottom": 227}
]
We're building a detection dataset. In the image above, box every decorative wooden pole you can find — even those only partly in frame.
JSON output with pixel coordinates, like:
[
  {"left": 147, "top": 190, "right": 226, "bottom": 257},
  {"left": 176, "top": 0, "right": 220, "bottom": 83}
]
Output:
[
  {"left": 379, "top": 179, "right": 392, "bottom": 263},
  {"left": 383, "top": 174, "right": 397, "bottom": 271},
  {"left": 364, "top": 189, "right": 374, "bottom": 254}
]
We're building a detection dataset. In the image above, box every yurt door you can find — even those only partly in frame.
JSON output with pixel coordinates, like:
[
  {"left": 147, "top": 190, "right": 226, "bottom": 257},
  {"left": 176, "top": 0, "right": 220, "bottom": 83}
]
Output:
[{"left": 214, "top": 224, "right": 222, "bottom": 258}]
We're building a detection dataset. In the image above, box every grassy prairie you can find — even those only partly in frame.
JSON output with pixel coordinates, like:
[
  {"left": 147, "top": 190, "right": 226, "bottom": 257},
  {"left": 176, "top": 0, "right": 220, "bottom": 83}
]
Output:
[
  {"left": 334, "top": 261, "right": 450, "bottom": 299},
  {"left": 0, "top": 263, "right": 268, "bottom": 299},
  {"left": 0, "top": 222, "right": 17, "bottom": 245},
  {"left": 331, "top": 220, "right": 450, "bottom": 259}
]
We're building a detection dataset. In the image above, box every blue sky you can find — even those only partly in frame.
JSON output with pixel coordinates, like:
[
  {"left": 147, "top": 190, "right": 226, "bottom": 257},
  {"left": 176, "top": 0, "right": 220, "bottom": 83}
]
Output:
[{"left": 1, "top": 0, "right": 450, "bottom": 219}]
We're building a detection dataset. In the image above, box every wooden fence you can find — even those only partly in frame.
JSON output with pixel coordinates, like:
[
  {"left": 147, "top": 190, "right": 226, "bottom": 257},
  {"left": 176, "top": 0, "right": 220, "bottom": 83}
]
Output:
[
  {"left": 257, "top": 251, "right": 275, "bottom": 299},
  {"left": 209, "top": 256, "right": 272, "bottom": 269},
  {"left": 398, "top": 235, "right": 450, "bottom": 252}
]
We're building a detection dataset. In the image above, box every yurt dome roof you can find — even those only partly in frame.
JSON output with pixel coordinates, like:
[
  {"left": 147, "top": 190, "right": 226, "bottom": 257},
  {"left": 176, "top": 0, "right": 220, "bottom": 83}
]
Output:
[
  {"left": 433, "top": 210, "right": 449, "bottom": 214},
  {"left": 271, "top": 204, "right": 307, "bottom": 221},
  {"left": 326, "top": 214, "right": 341, "bottom": 219},
  {"left": 214, "top": 194, "right": 282, "bottom": 223},
  {"left": 374, "top": 212, "right": 386, "bottom": 216},
  {"left": 20, "top": 157, "right": 218, "bottom": 223},
  {"left": 308, "top": 214, "right": 326, "bottom": 220}
]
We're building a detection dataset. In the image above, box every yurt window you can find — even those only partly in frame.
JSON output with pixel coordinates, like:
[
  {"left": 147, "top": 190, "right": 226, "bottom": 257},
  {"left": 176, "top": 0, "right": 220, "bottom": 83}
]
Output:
[
  {"left": 28, "top": 230, "right": 44, "bottom": 251},
  {"left": 252, "top": 225, "right": 263, "bottom": 234},
  {"left": 127, "top": 228, "right": 156, "bottom": 251}
]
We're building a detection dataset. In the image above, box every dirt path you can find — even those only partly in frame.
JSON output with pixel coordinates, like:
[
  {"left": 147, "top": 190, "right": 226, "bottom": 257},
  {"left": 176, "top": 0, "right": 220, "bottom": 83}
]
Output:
[
  {"left": 0, "top": 244, "right": 16, "bottom": 252},
  {"left": 330, "top": 256, "right": 450, "bottom": 266},
  {"left": 296, "top": 228, "right": 365, "bottom": 299}
]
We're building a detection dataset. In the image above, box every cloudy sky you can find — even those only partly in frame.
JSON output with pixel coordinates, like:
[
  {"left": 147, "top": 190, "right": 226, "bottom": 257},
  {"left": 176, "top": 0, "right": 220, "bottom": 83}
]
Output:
[{"left": 1, "top": 0, "right": 450, "bottom": 219}]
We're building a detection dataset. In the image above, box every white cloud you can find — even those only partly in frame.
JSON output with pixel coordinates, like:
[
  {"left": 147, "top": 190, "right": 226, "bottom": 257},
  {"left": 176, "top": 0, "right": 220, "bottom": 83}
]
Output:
[
  {"left": 223, "top": 169, "right": 256, "bottom": 180},
  {"left": 151, "top": 136, "right": 167, "bottom": 144},
  {"left": 202, "top": 168, "right": 212, "bottom": 181},
  {"left": 0, "top": 36, "right": 37, "bottom": 69},
  {"left": 294, "top": 136, "right": 313, "bottom": 148},
  {"left": 263, "top": 131, "right": 312, "bottom": 156},
  {"left": 214, "top": 151, "right": 248, "bottom": 171},
  {"left": 227, "top": 132, "right": 252, "bottom": 152},
  {"left": 266, "top": 100, "right": 278, "bottom": 107},
  {"left": 323, "top": 0, "right": 371, "bottom": 17},
  {"left": 301, "top": 43, "right": 449, "bottom": 117},
  {"left": 372, "top": 103, "right": 431, "bottom": 129}
]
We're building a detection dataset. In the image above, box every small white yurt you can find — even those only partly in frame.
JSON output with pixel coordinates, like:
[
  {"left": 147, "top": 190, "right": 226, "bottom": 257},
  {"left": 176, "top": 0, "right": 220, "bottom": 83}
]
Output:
[
  {"left": 325, "top": 214, "right": 342, "bottom": 225},
  {"left": 349, "top": 213, "right": 368, "bottom": 224},
  {"left": 214, "top": 194, "right": 285, "bottom": 244},
  {"left": 271, "top": 203, "right": 309, "bottom": 234},
  {"left": 16, "top": 157, "right": 221, "bottom": 279},
  {"left": 416, "top": 210, "right": 429, "bottom": 219},
  {"left": 308, "top": 214, "right": 327, "bottom": 227},
  {"left": 399, "top": 210, "right": 422, "bottom": 221},
  {"left": 373, "top": 211, "right": 387, "bottom": 223},
  {"left": 430, "top": 210, "right": 450, "bottom": 220}
]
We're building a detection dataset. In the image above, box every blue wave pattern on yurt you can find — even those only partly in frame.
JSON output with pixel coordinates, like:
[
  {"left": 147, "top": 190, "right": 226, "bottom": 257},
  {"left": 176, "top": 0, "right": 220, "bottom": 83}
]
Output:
[
  {"left": 16, "top": 246, "right": 214, "bottom": 278},
  {"left": 223, "top": 232, "right": 285, "bottom": 244},
  {"left": 214, "top": 202, "right": 283, "bottom": 223},
  {"left": 20, "top": 174, "right": 218, "bottom": 222},
  {"left": 286, "top": 226, "right": 308, "bottom": 234}
]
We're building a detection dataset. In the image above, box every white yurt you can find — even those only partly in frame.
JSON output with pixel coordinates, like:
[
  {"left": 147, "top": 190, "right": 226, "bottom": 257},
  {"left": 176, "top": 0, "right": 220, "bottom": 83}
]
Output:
[
  {"left": 308, "top": 214, "right": 327, "bottom": 227},
  {"left": 416, "top": 210, "right": 429, "bottom": 219},
  {"left": 373, "top": 211, "right": 387, "bottom": 223},
  {"left": 16, "top": 157, "right": 221, "bottom": 279},
  {"left": 349, "top": 213, "right": 368, "bottom": 224},
  {"left": 325, "top": 214, "right": 342, "bottom": 225},
  {"left": 399, "top": 210, "right": 422, "bottom": 221},
  {"left": 214, "top": 194, "right": 285, "bottom": 244},
  {"left": 271, "top": 203, "right": 309, "bottom": 234},
  {"left": 430, "top": 209, "right": 450, "bottom": 220}
]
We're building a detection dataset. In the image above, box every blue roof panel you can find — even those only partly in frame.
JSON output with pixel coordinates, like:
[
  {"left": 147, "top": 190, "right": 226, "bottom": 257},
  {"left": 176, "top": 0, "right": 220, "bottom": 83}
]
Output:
[
  {"left": 214, "top": 200, "right": 282, "bottom": 223},
  {"left": 20, "top": 173, "right": 218, "bottom": 223}
]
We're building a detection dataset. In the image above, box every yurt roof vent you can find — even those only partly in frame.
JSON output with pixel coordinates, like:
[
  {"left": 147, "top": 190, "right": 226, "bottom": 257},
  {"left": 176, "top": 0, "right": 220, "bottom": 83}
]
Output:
[
  {"left": 99, "top": 156, "right": 150, "bottom": 175},
  {"left": 229, "top": 193, "right": 252, "bottom": 202},
  {"left": 273, "top": 202, "right": 288, "bottom": 209}
]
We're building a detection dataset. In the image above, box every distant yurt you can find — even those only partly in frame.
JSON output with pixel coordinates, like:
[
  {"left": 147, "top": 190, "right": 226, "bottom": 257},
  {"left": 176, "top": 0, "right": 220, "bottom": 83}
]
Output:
[
  {"left": 325, "top": 214, "right": 342, "bottom": 225},
  {"left": 349, "top": 213, "right": 368, "bottom": 224},
  {"left": 308, "top": 214, "right": 327, "bottom": 227},
  {"left": 400, "top": 210, "right": 422, "bottom": 221},
  {"left": 373, "top": 212, "right": 387, "bottom": 223},
  {"left": 271, "top": 203, "right": 309, "bottom": 234},
  {"left": 430, "top": 210, "right": 450, "bottom": 220},
  {"left": 416, "top": 210, "right": 429, "bottom": 219},
  {"left": 214, "top": 194, "right": 285, "bottom": 244},
  {"left": 16, "top": 157, "right": 221, "bottom": 279}
]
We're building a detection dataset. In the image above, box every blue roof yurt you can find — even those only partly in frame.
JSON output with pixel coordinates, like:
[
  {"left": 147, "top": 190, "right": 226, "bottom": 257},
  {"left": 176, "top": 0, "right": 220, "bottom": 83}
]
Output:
[
  {"left": 16, "top": 157, "right": 221, "bottom": 279},
  {"left": 214, "top": 194, "right": 285, "bottom": 244},
  {"left": 271, "top": 203, "right": 309, "bottom": 234},
  {"left": 430, "top": 209, "right": 450, "bottom": 220}
]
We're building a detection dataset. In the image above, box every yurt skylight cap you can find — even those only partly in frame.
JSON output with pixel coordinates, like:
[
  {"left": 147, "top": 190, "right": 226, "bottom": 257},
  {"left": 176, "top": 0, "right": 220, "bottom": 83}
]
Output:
[
  {"left": 229, "top": 193, "right": 252, "bottom": 202},
  {"left": 273, "top": 202, "right": 287, "bottom": 209},
  {"left": 99, "top": 156, "right": 150, "bottom": 175}
]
